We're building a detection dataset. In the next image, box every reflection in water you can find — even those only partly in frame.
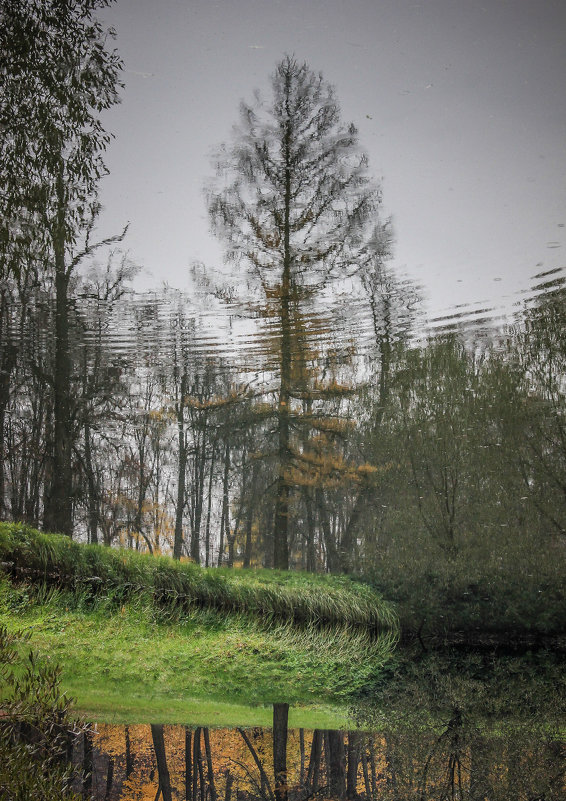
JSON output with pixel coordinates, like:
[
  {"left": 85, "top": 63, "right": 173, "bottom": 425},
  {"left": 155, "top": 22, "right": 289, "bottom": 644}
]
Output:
[
  {"left": 9, "top": 266, "right": 564, "bottom": 373},
  {"left": 4, "top": 257, "right": 566, "bottom": 570},
  {"left": 71, "top": 710, "right": 564, "bottom": 801}
]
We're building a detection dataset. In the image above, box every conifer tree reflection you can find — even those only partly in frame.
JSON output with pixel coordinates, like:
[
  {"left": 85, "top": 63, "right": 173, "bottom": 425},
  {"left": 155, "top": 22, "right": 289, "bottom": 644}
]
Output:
[{"left": 208, "top": 56, "right": 380, "bottom": 569}]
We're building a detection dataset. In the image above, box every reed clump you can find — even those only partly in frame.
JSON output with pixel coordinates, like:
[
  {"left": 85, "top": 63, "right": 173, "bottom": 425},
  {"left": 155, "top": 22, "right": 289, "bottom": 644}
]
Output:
[{"left": 0, "top": 523, "right": 398, "bottom": 636}]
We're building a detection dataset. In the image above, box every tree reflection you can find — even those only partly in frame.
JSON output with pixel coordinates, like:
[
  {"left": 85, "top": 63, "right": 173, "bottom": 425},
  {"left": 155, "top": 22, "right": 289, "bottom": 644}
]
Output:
[{"left": 77, "top": 702, "right": 564, "bottom": 800}]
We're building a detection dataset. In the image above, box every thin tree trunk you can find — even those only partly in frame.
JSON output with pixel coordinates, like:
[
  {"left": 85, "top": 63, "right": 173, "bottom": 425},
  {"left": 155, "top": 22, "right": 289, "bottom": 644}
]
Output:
[
  {"left": 238, "top": 728, "right": 275, "bottom": 801},
  {"left": 360, "top": 749, "right": 371, "bottom": 801},
  {"left": 193, "top": 726, "right": 206, "bottom": 801},
  {"left": 217, "top": 440, "right": 230, "bottom": 567},
  {"left": 82, "top": 729, "right": 93, "bottom": 799},
  {"left": 225, "top": 771, "right": 234, "bottom": 801},
  {"left": 174, "top": 374, "right": 188, "bottom": 559},
  {"left": 243, "top": 504, "right": 253, "bottom": 568},
  {"left": 303, "top": 487, "right": 316, "bottom": 572},
  {"left": 25, "top": 391, "right": 46, "bottom": 527},
  {"left": 204, "top": 444, "right": 216, "bottom": 567},
  {"left": 197, "top": 736, "right": 206, "bottom": 801},
  {"left": 44, "top": 162, "right": 73, "bottom": 536},
  {"left": 45, "top": 269, "right": 72, "bottom": 534},
  {"left": 192, "top": 436, "right": 204, "bottom": 560},
  {"left": 0, "top": 400, "right": 7, "bottom": 520},
  {"left": 243, "top": 460, "right": 258, "bottom": 568},
  {"left": 192, "top": 728, "right": 201, "bottom": 801},
  {"left": 346, "top": 732, "right": 361, "bottom": 799},
  {"left": 272, "top": 98, "right": 293, "bottom": 572},
  {"left": 368, "top": 740, "right": 377, "bottom": 800},
  {"left": 185, "top": 728, "right": 192, "bottom": 801},
  {"left": 203, "top": 728, "right": 218, "bottom": 801},
  {"left": 104, "top": 756, "right": 114, "bottom": 801},
  {"left": 84, "top": 419, "right": 99, "bottom": 544},
  {"left": 223, "top": 445, "right": 238, "bottom": 567},
  {"left": 306, "top": 730, "right": 323, "bottom": 794},
  {"left": 273, "top": 400, "right": 291, "bottom": 570},
  {"left": 191, "top": 420, "right": 209, "bottom": 564},
  {"left": 0, "top": 298, "right": 18, "bottom": 520},
  {"left": 299, "top": 729, "right": 305, "bottom": 786},
  {"left": 316, "top": 489, "right": 339, "bottom": 573},
  {"left": 125, "top": 725, "right": 134, "bottom": 778}
]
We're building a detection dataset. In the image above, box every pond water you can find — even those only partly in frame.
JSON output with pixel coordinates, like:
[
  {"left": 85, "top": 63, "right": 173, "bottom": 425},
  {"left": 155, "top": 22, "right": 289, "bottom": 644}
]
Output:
[
  {"left": 3, "top": 4, "right": 565, "bottom": 797},
  {"left": 73, "top": 703, "right": 564, "bottom": 801},
  {"left": 61, "top": 639, "right": 565, "bottom": 800}
]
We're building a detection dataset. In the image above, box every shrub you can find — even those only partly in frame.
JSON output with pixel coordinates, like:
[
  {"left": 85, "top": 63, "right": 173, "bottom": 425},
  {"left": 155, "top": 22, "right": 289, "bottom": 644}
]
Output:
[
  {"left": 0, "top": 624, "right": 87, "bottom": 800},
  {"left": 366, "top": 535, "right": 566, "bottom": 638}
]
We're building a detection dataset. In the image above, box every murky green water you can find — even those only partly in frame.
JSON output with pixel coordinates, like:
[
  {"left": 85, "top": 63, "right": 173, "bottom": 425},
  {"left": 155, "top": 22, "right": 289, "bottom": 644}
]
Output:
[{"left": 63, "top": 644, "right": 565, "bottom": 800}]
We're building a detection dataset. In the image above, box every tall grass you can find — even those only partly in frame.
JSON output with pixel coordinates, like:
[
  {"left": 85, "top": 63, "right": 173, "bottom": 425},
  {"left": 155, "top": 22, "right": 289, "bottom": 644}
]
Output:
[{"left": 0, "top": 523, "right": 398, "bottom": 635}]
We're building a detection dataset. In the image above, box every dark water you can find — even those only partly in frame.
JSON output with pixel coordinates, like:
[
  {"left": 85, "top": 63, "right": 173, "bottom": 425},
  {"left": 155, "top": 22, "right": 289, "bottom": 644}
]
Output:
[{"left": 67, "top": 645, "right": 566, "bottom": 800}]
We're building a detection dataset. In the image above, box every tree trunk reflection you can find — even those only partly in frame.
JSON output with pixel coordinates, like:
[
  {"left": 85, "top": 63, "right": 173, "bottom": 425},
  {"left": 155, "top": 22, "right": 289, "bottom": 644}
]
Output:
[{"left": 73, "top": 714, "right": 563, "bottom": 801}]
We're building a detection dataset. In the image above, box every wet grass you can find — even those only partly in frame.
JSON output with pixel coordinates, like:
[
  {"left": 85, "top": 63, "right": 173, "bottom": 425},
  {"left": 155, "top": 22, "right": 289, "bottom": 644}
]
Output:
[{"left": 0, "top": 581, "right": 385, "bottom": 727}]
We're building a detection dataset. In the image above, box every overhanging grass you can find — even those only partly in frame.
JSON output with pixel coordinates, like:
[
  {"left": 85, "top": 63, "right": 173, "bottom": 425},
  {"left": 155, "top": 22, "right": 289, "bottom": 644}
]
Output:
[
  {"left": 0, "top": 522, "right": 398, "bottom": 634},
  {"left": 0, "top": 578, "right": 388, "bottom": 727}
]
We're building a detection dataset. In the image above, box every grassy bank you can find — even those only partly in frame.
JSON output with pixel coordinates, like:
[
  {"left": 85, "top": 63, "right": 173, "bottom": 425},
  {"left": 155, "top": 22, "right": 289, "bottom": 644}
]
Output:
[
  {"left": 0, "top": 580, "right": 386, "bottom": 727},
  {"left": 0, "top": 523, "right": 396, "bottom": 632},
  {"left": 0, "top": 524, "right": 397, "bottom": 728}
]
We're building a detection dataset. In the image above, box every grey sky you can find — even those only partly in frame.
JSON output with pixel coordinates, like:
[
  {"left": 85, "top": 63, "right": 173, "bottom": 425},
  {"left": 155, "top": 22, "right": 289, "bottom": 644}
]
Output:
[{"left": 97, "top": 0, "right": 566, "bottom": 320}]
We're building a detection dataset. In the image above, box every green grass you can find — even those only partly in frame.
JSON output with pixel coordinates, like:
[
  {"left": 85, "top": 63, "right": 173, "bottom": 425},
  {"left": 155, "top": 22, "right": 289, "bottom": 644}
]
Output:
[
  {"left": 0, "top": 522, "right": 397, "bottom": 633},
  {"left": 0, "top": 523, "right": 399, "bottom": 727},
  {"left": 0, "top": 571, "right": 393, "bottom": 728}
]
